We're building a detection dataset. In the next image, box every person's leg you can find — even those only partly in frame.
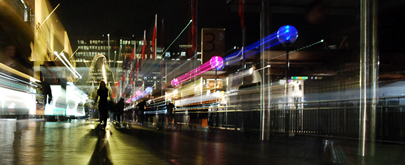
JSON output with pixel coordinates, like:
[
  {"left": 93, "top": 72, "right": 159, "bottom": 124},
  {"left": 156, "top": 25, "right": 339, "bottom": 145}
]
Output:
[
  {"left": 132, "top": 111, "right": 135, "bottom": 122},
  {"left": 113, "top": 113, "right": 118, "bottom": 124},
  {"left": 98, "top": 111, "right": 102, "bottom": 124},
  {"left": 109, "top": 112, "right": 113, "bottom": 123},
  {"left": 103, "top": 112, "right": 108, "bottom": 127}
]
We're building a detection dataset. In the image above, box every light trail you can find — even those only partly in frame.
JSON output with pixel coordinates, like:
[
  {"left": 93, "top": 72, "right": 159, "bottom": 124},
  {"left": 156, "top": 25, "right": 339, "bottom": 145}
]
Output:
[
  {"left": 171, "top": 30, "right": 286, "bottom": 88},
  {"left": 126, "top": 86, "right": 153, "bottom": 103},
  {"left": 224, "top": 32, "right": 279, "bottom": 61}
]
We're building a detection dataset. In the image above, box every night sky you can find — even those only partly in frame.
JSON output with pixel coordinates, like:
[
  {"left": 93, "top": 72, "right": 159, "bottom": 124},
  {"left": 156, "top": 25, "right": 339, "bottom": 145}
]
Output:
[
  {"left": 48, "top": 0, "right": 251, "bottom": 50},
  {"left": 44, "top": 0, "right": 405, "bottom": 53}
]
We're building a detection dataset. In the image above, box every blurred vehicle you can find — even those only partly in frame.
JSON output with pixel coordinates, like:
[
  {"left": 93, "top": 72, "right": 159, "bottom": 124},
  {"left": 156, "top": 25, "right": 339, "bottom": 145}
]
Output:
[
  {"left": 0, "top": 71, "right": 39, "bottom": 119},
  {"left": 43, "top": 82, "right": 88, "bottom": 119}
]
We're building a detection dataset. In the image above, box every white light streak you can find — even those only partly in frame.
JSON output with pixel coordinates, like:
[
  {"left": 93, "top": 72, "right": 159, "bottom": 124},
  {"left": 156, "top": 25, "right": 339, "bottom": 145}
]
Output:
[
  {"left": 54, "top": 51, "right": 79, "bottom": 79},
  {"left": 60, "top": 52, "right": 82, "bottom": 79}
]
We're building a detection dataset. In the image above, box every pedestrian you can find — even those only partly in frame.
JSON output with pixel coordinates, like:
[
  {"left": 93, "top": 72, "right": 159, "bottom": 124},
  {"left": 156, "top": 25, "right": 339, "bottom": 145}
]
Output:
[
  {"left": 137, "top": 100, "right": 146, "bottom": 124},
  {"left": 84, "top": 100, "right": 90, "bottom": 117},
  {"left": 94, "top": 81, "right": 110, "bottom": 129},
  {"left": 166, "top": 101, "right": 175, "bottom": 127},
  {"left": 115, "top": 98, "right": 124, "bottom": 126},
  {"left": 109, "top": 100, "right": 115, "bottom": 124}
]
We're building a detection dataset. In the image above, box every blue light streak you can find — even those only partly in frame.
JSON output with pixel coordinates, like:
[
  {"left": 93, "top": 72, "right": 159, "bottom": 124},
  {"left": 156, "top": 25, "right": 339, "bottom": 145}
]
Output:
[{"left": 224, "top": 32, "right": 282, "bottom": 65}]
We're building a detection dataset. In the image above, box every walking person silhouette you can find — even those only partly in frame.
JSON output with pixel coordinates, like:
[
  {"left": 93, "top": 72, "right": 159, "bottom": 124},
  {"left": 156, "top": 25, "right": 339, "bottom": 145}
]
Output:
[{"left": 94, "top": 81, "right": 111, "bottom": 129}]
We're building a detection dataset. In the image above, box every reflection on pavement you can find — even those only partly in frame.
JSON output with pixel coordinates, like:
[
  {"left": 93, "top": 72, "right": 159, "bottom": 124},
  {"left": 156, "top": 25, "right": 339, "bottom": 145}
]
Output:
[{"left": 88, "top": 124, "right": 113, "bottom": 165}]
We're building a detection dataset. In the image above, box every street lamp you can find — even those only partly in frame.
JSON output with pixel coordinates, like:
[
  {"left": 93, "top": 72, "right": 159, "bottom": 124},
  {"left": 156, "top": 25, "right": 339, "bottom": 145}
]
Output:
[
  {"left": 277, "top": 25, "right": 298, "bottom": 108},
  {"left": 171, "top": 78, "right": 180, "bottom": 87},
  {"left": 210, "top": 56, "right": 224, "bottom": 92}
]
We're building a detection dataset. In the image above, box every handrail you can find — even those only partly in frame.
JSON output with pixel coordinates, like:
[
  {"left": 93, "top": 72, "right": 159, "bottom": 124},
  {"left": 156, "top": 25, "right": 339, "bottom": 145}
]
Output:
[
  {"left": 168, "top": 95, "right": 405, "bottom": 113},
  {"left": 269, "top": 95, "right": 405, "bottom": 105}
]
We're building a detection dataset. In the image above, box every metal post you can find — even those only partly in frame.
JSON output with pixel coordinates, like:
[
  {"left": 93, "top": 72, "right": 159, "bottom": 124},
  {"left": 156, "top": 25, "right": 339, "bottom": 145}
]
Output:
[
  {"left": 242, "top": 28, "right": 246, "bottom": 69},
  {"left": 285, "top": 46, "right": 289, "bottom": 104},
  {"left": 241, "top": 0, "right": 246, "bottom": 69},
  {"left": 161, "top": 61, "right": 164, "bottom": 96},
  {"left": 260, "top": 0, "right": 270, "bottom": 140},
  {"left": 359, "top": 0, "right": 378, "bottom": 157},
  {"left": 108, "top": 34, "right": 111, "bottom": 67},
  {"left": 215, "top": 69, "right": 217, "bottom": 92},
  {"left": 114, "top": 51, "right": 118, "bottom": 78},
  {"left": 284, "top": 46, "right": 290, "bottom": 134},
  {"left": 371, "top": 0, "right": 379, "bottom": 144}
]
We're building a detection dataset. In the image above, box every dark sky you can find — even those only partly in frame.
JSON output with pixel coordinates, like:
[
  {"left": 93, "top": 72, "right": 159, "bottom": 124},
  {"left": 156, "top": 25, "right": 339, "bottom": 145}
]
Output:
[
  {"left": 48, "top": 0, "right": 250, "bottom": 50},
  {"left": 49, "top": 0, "right": 184, "bottom": 43}
]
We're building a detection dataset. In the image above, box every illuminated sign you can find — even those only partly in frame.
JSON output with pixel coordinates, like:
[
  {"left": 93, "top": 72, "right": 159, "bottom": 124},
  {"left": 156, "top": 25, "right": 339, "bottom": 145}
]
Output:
[{"left": 291, "top": 76, "right": 308, "bottom": 80}]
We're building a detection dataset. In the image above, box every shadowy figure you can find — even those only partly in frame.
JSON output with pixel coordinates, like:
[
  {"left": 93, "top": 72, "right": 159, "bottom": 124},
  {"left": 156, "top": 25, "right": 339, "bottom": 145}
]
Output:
[
  {"left": 136, "top": 100, "right": 146, "bottom": 124},
  {"left": 94, "top": 81, "right": 110, "bottom": 129},
  {"left": 109, "top": 100, "right": 115, "bottom": 124},
  {"left": 166, "top": 101, "right": 175, "bottom": 128},
  {"left": 40, "top": 61, "right": 57, "bottom": 108},
  {"left": 84, "top": 100, "right": 90, "bottom": 118},
  {"left": 88, "top": 124, "right": 113, "bottom": 165},
  {"left": 115, "top": 98, "right": 124, "bottom": 126}
]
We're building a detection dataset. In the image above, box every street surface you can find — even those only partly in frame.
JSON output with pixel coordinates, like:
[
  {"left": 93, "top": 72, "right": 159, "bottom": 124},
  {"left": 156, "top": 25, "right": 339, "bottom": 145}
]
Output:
[{"left": 0, "top": 119, "right": 404, "bottom": 165}]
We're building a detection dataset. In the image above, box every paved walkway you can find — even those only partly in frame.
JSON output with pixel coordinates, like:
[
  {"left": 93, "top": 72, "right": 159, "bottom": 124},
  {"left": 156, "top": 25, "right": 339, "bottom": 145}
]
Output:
[{"left": 0, "top": 119, "right": 404, "bottom": 165}]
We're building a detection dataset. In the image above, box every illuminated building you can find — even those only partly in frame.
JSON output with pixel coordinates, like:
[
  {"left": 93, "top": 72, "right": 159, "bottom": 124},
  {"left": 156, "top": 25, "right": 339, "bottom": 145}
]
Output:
[{"left": 0, "top": 0, "right": 87, "bottom": 118}]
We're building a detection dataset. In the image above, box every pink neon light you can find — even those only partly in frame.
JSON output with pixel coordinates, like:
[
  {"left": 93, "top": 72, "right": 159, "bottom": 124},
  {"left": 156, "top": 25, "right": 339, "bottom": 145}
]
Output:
[
  {"left": 179, "top": 65, "right": 212, "bottom": 83},
  {"left": 126, "top": 90, "right": 143, "bottom": 103},
  {"left": 172, "top": 56, "right": 222, "bottom": 86},
  {"left": 177, "top": 62, "right": 211, "bottom": 82},
  {"left": 171, "top": 78, "right": 180, "bottom": 87},
  {"left": 210, "top": 56, "right": 224, "bottom": 69}
]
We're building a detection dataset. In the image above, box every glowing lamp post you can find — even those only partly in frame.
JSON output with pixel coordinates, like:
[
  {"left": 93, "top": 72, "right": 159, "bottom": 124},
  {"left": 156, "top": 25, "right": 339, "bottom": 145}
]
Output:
[
  {"left": 277, "top": 25, "right": 298, "bottom": 46},
  {"left": 277, "top": 25, "right": 298, "bottom": 109},
  {"left": 144, "top": 87, "right": 153, "bottom": 94},
  {"left": 171, "top": 78, "right": 180, "bottom": 87},
  {"left": 210, "top": 56, "right": 224, "bottom": 70},
  {"left": 210, "top": 56, "right": 224, "bottom": 92}
]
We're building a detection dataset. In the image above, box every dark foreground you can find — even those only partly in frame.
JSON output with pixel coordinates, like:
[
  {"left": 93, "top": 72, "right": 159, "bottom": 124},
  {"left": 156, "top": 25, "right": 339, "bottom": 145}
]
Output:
[{"left": 0, "top": 119, "right": 404, "bottom": 165}]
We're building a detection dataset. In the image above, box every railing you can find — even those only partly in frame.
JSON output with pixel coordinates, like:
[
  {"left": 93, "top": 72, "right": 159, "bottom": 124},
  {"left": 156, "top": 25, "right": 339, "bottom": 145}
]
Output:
[
  {"left": 147, "top": 96, "right": 405, "bottom": 143},
  {"left": 268, "top": 96, "right": 405, "bottom": 143}
]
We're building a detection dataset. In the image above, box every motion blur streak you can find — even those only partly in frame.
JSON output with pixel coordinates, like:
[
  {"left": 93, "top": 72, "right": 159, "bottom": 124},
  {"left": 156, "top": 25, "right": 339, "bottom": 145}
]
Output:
[{"left": 224, "top": 32, "right": 279, "bottom": 62}]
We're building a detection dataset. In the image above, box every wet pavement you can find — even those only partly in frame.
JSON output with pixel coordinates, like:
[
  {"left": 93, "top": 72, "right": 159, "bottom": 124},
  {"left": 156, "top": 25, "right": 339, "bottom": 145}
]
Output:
[{"left": 1, "top": 119, "right": 404, "bottom": 165}]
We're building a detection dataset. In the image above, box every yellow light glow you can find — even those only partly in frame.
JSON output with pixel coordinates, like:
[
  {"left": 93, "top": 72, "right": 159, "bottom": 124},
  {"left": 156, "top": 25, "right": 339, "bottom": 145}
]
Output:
[
  {"left": 0, "top": 62, "right": 40, "bottom": 83},
  {"left": 102, "top": 63, "right": 107, "bottom": 82}
]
